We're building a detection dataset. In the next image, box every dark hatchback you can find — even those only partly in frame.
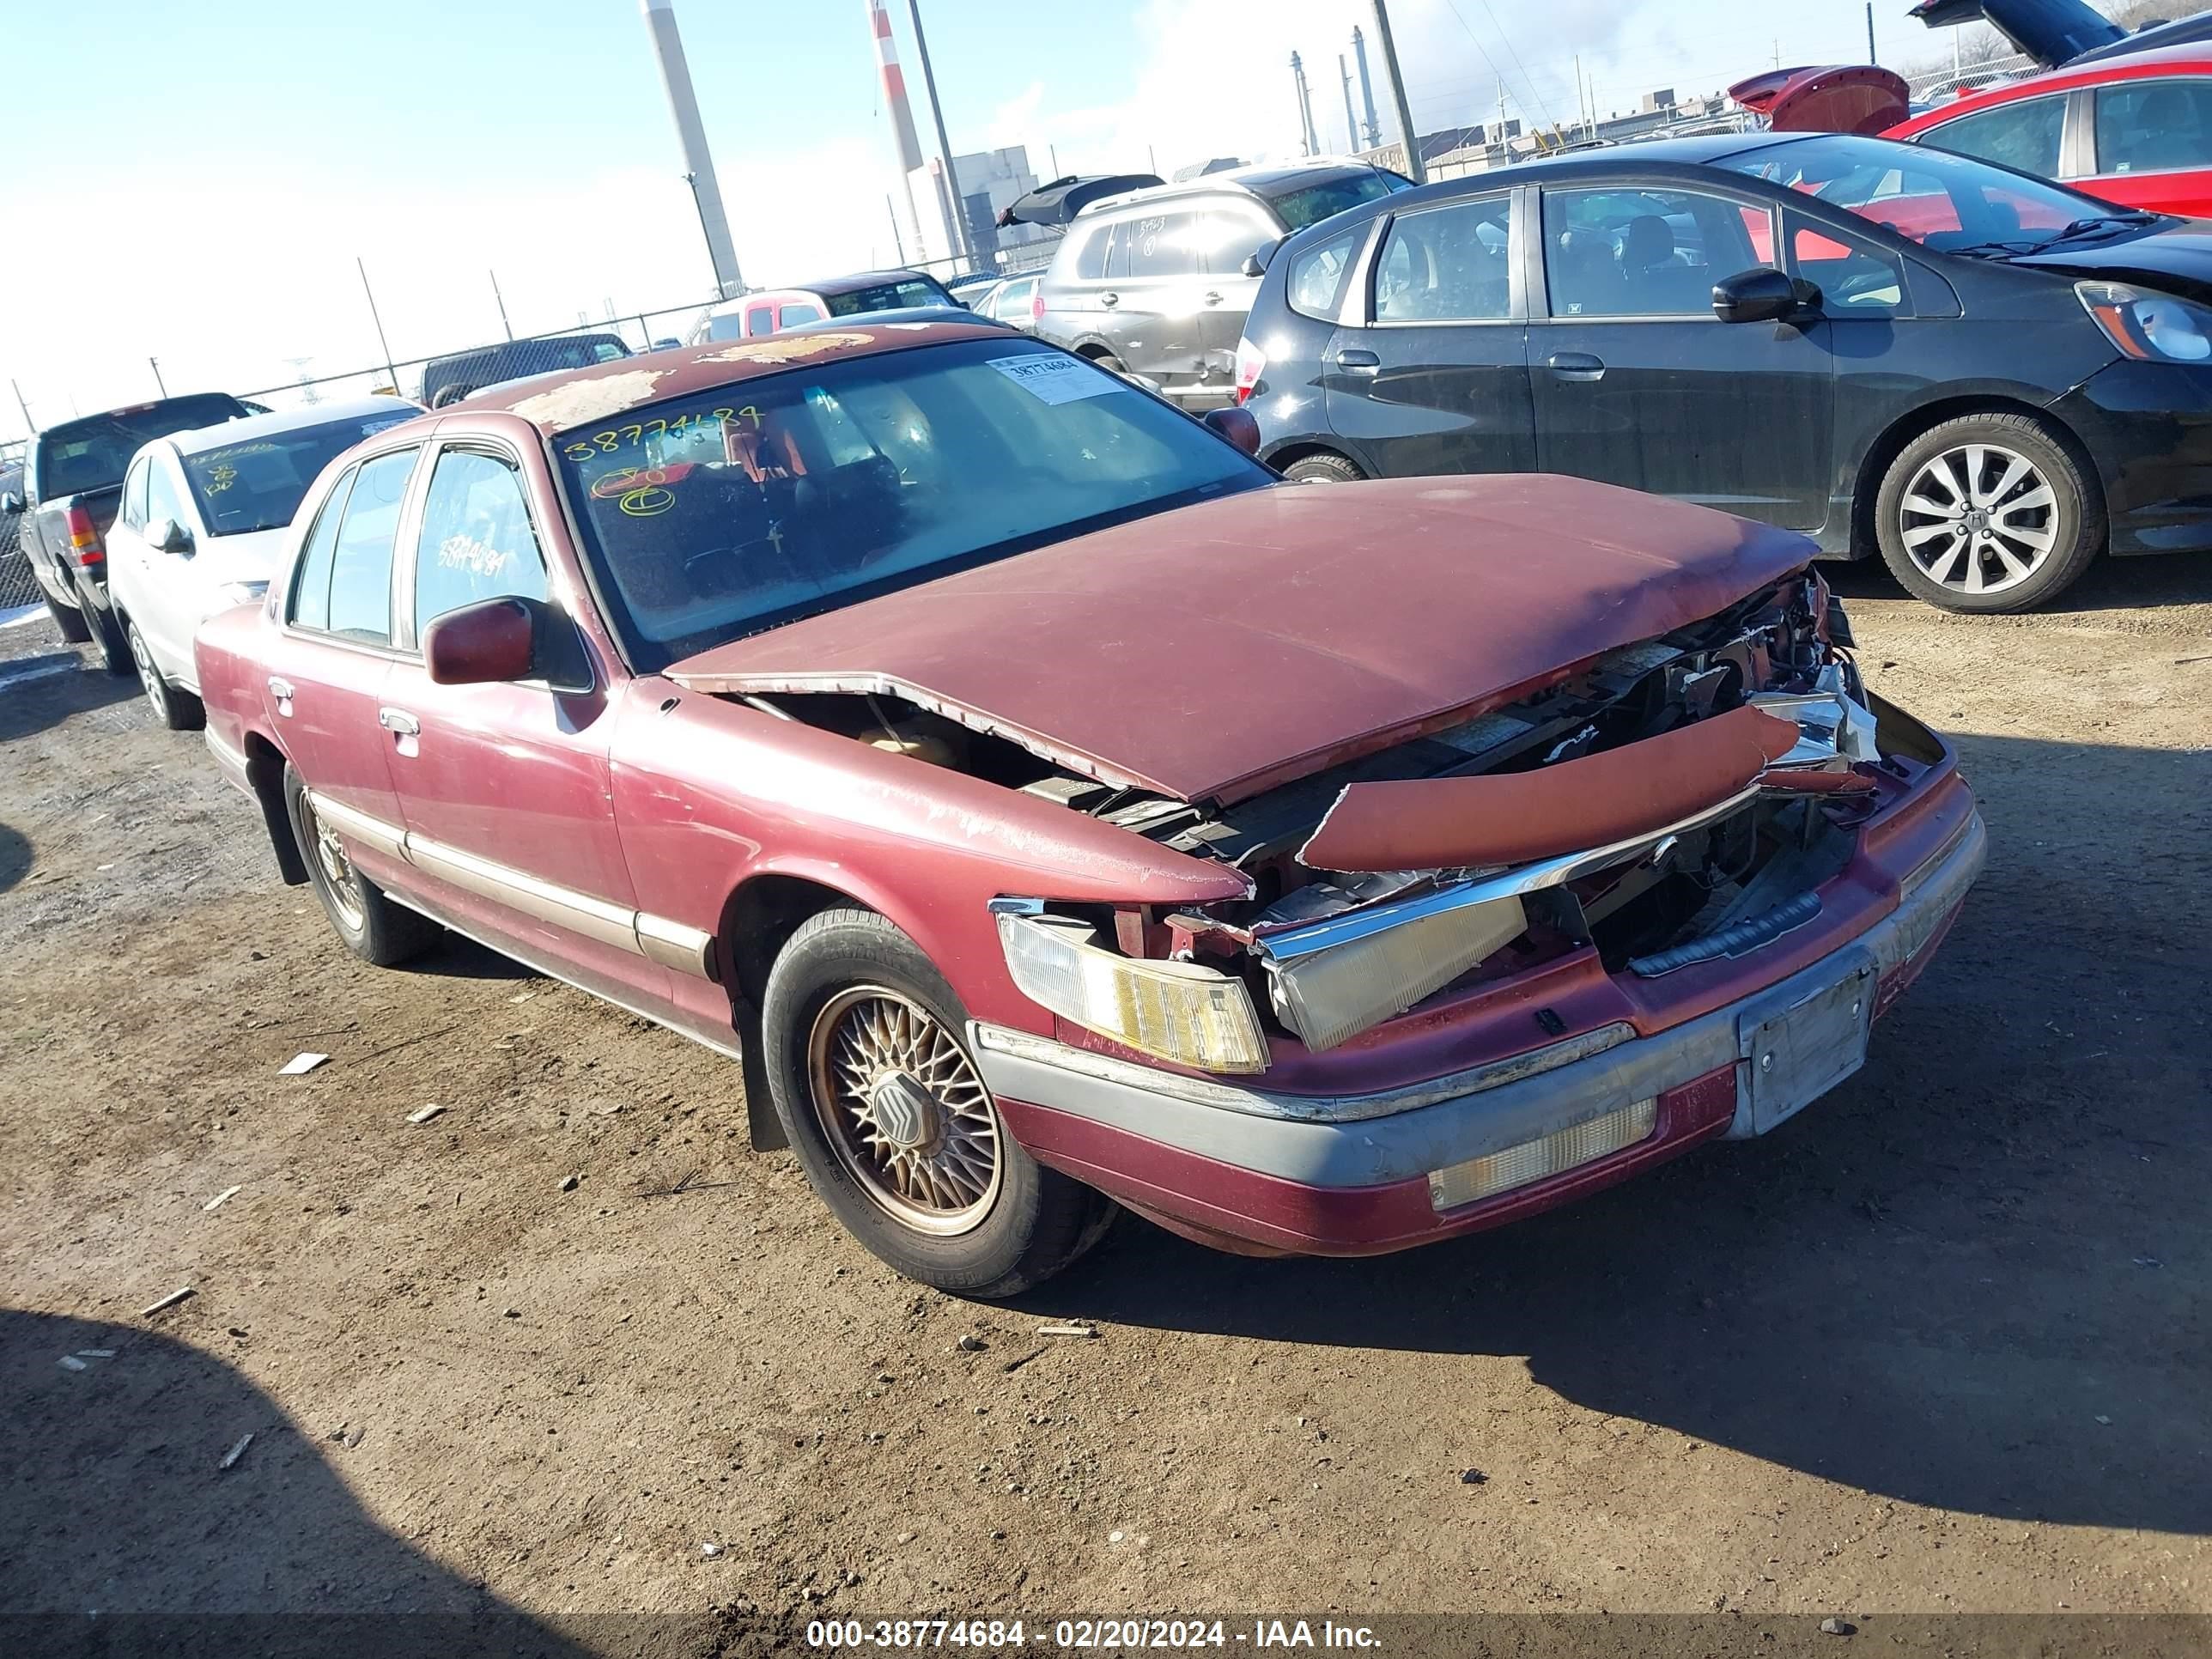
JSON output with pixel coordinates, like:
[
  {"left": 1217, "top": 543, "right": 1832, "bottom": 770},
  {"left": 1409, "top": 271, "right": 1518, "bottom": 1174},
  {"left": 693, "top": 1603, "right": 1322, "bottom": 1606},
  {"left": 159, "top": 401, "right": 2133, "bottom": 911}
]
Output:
[{"left": 1238, "top": 131, "right": 2212, "bottom": 611}]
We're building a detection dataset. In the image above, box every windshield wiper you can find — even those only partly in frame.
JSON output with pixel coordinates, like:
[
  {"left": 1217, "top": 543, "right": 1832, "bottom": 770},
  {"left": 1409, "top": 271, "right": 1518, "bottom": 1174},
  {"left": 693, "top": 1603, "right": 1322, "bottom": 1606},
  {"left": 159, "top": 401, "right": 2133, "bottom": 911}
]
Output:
[{"left": 2045, "top": 210, "right": 2160, "bottom": 244}]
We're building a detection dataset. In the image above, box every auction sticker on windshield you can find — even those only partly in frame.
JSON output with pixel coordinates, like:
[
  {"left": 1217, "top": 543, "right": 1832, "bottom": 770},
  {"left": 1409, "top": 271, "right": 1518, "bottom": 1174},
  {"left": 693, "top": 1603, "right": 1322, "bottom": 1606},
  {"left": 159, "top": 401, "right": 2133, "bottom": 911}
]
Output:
[{"left": 988, "top": 353, "right": 1124, "bottom": 405}]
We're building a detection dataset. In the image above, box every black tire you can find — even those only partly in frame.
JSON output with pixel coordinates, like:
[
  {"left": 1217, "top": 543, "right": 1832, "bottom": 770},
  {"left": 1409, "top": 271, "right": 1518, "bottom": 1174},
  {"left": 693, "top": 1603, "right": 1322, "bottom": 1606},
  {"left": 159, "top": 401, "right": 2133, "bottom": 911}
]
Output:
[
  {"left": 760, "top": 907, "right": 1112, "bottom": 1297},
  {"left": 282, "top": 765, "right": 439, "bottom": 967},
  {"left": 1874, "top": 412, "right": 2103, "bottom": 613},
  {"left": 43, "top": 592, "right": 93, "bottom": 643},
  {"left": 124, "top": 617, "right": 204, "bottom": 732},
  {"left": 88, "top": 603, "right": 132, "bottom": 677},
  {"left": 1082, "top": 350, "right": 1129, "bottom": 375},
  {"left": 1282, "top": 451, "right": 1364, "bottom": 484}
]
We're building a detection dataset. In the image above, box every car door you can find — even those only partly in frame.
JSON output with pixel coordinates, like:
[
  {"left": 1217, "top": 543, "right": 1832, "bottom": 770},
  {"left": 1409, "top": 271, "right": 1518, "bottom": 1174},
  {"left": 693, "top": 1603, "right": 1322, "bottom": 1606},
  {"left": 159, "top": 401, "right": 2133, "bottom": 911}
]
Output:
[
  {"left": 1321, "top": 188, "right": 1538, "bottom": 479},
  {"left": 106, "top": 454, "right": 154, "bottom": 639},
  {"left": 1100, "top": 210, "right": 1209, "bottom": 395},
  {"left": 1528, "top": 181, "right": 1834, "bottom": 529},
  {"left": 257, "top": 447, "right": 422, "bottom": 876},
  {"left": 1194, "top": 203, "right": 1281, "bottom": 400},
  {"left": 377, "top": 439, "right": 664, "bottom": 1010},
  {"left": 2085, "top": 77, "right": 2212, "bottom": 218},
  {"left": 131, "top": 453, "right": 206, "bottom": 684}
]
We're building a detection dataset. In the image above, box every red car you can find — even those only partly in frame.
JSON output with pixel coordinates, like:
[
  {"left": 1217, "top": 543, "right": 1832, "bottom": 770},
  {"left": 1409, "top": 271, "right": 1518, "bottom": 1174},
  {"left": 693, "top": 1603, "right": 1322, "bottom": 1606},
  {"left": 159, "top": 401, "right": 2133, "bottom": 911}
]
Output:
[
  {"left": 1887, "top": 42, "right": 2212, "bottom": 221},
  {"left": 194, "top": 324, "right": 1984, "bottom": 1296}
]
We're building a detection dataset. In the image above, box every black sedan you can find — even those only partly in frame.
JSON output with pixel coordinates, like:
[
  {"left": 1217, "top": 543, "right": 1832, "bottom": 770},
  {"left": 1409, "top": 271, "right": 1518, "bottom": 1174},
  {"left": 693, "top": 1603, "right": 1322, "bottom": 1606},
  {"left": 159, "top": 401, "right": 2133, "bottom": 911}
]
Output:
[{"left": 1236, "top": 131, "right": 2212, "bottom": 611}]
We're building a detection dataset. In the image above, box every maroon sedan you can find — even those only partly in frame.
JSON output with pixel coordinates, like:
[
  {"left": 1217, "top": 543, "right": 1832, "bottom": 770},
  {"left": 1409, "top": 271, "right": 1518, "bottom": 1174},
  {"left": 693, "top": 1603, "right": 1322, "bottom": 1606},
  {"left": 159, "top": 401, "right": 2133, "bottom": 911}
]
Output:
[{"left": 194, "top": 323, "right": 1984, "bottom": 1296}]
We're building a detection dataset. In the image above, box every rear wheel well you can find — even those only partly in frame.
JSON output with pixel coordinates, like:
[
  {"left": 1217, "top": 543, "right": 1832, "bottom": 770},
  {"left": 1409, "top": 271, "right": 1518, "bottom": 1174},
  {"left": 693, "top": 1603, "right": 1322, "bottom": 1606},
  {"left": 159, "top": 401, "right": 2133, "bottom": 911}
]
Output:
[
  {"left": 1265, "top": 441, "right": 1361, "bottom": 476},
  {"left": 1850, "top": 395, "right": 2095, "bottom": 558},
  {"left": 716, "top": 875, "right": 878, "bottom": 1153}
]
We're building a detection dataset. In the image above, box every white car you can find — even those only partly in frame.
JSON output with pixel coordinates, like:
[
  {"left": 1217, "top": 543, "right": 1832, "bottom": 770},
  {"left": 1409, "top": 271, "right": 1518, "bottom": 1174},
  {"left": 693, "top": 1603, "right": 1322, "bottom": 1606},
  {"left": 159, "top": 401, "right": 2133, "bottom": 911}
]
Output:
[{"left": 105, "top": 397, "right": 417, "bottom": 727}]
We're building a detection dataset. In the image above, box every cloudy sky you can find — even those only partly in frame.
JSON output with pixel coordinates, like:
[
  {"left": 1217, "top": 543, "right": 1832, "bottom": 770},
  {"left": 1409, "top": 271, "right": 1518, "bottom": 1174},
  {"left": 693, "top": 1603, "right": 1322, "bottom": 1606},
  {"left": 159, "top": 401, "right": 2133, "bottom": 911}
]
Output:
[{"left": 2, "top": 0, "right": 1968, "bottom": 437}]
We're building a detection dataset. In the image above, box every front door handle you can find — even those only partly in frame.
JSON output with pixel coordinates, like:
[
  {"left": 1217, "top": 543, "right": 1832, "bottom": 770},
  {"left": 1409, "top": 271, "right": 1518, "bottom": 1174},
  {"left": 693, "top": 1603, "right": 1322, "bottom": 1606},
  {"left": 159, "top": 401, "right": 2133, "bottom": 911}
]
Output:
[
  {"left": 1546, "top": 351, "right": 1607, "bottom": 383},
  {"left": 1334, "top": 348, "right": 1382, "bottom": 373},
  {"left": 1201, "top": 290, "right": 1223, "bottom": 305},
  {"left": 1098, "top": 290, "right": 1120, "bottom": 307},
  {"left": 377, "top": 707, "right": 420, "bottom": 736},
  {"left": 266, "top": 677, "right": 294, "bottom": 701}
]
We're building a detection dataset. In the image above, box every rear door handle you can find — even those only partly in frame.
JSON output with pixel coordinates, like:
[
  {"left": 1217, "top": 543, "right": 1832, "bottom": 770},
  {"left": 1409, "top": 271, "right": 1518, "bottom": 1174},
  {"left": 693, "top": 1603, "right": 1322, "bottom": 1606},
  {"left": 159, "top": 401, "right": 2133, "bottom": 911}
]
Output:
[
  {"left": 1099, "top": 291, "right": 1120, "bottom": 307},
  {"left": 378, "top": 707, "right": 420, "bottom": 736},
  {"left": 1201, "top": 290, "right": 1223, "bottom": 305},
  {"left": 1334, "top": 348, "right": 1382, "bottom": 373},
  {"left": 266, "top": 677, "right": 294, "bottom": 700},
  {"left": 1546, "top": 351, "right": 1607, "bottom": 383}
]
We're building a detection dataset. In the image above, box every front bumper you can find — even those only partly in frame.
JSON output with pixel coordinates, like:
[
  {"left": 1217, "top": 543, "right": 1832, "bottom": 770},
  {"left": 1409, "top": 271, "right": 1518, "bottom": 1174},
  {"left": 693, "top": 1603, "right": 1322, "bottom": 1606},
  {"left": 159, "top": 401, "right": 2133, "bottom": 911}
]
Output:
[
  {"left": 2052, "top": 361, "right": 2212, "bottom": 555},
  {"left": 980, "top": 807, "right": 1985, "bottom": 1258}
]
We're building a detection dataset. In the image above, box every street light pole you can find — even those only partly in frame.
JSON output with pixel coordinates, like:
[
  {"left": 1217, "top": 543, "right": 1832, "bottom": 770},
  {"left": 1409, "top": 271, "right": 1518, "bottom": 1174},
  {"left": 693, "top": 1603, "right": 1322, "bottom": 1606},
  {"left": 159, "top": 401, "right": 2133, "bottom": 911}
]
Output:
[
  {"left": 356, "top": 256, "right": 400, "bottom": 396},
  {"left": 489, "top": 269, "right": 514, "bottom": 340},
  {"left": 149, "top": 357, "right": 167, "bottom": 397},
  {"left": 1368, "top": 0, "right": 1425, "bottom": 183},
  {"left": 903, "top": 0, "right": 972, "bottom": 266}
]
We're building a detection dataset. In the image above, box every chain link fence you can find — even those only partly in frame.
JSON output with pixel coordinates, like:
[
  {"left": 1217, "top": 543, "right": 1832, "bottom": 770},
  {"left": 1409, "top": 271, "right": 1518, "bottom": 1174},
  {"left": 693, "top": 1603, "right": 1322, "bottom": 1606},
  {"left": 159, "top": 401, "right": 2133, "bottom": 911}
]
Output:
[{"left": 0, "top": 453, "right": 40, "bottom": 615}]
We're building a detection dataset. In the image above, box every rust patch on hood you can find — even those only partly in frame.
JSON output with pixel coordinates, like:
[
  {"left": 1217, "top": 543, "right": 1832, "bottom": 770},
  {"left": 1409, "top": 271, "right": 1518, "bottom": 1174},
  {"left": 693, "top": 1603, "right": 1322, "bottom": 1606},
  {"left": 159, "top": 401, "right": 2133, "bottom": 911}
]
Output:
[
  {"left": 507, "top": 369, "right": 670, "bottom": 429},
  {"left": 700, "top": 332, "right": 874, "bottom": 364},
  {"left": 1299, "top": 704, "right": 1802, "bottom": 873}
]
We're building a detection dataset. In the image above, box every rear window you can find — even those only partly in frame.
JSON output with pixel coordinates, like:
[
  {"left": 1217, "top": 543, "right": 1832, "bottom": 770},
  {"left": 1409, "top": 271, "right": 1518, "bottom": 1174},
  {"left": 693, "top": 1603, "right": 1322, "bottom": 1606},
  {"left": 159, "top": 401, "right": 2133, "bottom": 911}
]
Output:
[
  {"left": 181, "top": 411, "right": 416, "bottom": 537},
  {"left": 423, "top": 337, "right": 631, "bottom": 400},
  {"left": 35, "top": 395, "right": 250, "bottom": 497},
  {"left": 823, "top": 278, "right": 951, "bottom": 315},
  {"left": 1261, "top": 171, "right": 1405, "bottom": 233}
]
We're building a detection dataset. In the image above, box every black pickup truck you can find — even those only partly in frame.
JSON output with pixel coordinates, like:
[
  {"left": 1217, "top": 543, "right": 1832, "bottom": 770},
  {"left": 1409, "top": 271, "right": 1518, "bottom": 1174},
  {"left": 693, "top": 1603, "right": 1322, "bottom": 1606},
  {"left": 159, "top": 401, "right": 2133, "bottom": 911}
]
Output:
[{"left": 5, "top": 393, "right": 252, "bottom": 665}]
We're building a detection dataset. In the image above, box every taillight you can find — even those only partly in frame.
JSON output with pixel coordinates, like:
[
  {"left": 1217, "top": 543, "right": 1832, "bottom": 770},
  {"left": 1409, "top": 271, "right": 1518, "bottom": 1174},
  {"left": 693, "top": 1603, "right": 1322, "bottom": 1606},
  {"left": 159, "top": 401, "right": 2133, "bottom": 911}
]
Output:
[
  {"left": 64, "top": 504, "right": 104, "bottom": 568},
  {"left": 1031, "top": 291, "right": 1045, "bottom": 323},
  {"left": 1233, "top": 337, "right": 1266, "bottom": 404}
]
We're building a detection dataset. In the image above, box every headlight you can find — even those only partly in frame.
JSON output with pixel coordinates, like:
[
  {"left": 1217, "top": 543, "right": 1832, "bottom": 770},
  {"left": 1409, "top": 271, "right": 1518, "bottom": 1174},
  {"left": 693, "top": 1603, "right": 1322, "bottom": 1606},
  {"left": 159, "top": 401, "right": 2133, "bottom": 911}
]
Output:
[
  {"left": 995, "top": 912, "right": 1270, "bottom": 1074},
  {"left": 2076, "top": 280, "right": 2212, "bottom": 362},
  {"left": 216, "top": 580, "right": 270, "bottom": 607}
]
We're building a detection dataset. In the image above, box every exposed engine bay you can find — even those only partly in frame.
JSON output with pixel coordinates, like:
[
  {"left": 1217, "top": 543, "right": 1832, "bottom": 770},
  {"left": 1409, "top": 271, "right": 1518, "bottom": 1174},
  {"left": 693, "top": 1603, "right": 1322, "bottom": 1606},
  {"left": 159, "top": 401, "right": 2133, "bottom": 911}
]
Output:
[{"left": 733, "top": 574, "right": 1933, "bottom": 1055}]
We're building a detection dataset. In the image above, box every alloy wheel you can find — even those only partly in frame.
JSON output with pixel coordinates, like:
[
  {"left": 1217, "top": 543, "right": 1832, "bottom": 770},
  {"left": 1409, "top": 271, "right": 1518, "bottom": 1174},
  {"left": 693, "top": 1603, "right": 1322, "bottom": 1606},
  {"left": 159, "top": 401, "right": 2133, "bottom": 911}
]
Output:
[
  {"left": 805, "top": 985, "right": 1002, "bottom": 1236},
  {"left": 1898, "top": 442, "right": 2059, "bottom": 598},
  {"left": 126, "top": 623, "right": 167, "bottom": 720}
]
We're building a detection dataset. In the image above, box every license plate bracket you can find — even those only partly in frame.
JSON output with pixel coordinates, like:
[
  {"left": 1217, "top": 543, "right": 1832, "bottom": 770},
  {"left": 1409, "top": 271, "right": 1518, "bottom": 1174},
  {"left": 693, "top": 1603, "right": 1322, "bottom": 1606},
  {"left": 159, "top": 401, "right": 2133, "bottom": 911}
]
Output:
[{"left": 1742, "top": 962, "right": 1875, "bottom": 1136}]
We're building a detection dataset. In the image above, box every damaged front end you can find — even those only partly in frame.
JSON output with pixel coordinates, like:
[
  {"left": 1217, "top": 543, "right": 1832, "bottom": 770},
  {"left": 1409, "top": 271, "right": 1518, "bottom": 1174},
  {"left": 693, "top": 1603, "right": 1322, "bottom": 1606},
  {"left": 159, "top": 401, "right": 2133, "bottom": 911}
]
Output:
[{"left": 991, "top": 572, "right": 1936, "bottom": 1068}]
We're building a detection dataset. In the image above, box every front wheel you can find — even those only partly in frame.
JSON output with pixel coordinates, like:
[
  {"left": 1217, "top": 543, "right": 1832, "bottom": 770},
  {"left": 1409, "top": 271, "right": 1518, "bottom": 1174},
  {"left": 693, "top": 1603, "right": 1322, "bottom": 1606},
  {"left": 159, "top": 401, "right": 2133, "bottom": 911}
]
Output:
[
  {"left": 283, "top": 766, "right": 439, "bottom": 967},
  {"left": 1874, "top": 414, "right": 2103, "bottom": 612},
  {"left": 1282, "top": 452, "right": 1364, "bottom": 484},
  {"left": 761, "top": 908, "right": 1112, "bottom": 1297},
  {"left": 125, "top": 617, "right": 203, "bottom": 732}
]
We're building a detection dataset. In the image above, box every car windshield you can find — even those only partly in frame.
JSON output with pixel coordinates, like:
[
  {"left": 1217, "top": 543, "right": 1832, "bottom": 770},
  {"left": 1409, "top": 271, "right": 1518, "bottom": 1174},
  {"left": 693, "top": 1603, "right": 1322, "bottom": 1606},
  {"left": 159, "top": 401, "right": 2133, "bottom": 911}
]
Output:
[
  {"left": 36, "top": 395, "right": 248, "bottom": 497},
  {"left": 823, "top": 278, "right": 951, "bottom": 315},
  {"left": 554, "top": 337, "right": 1271, "bottom": 668},
  {"left": 1261, "top": 170, "right": 1407, "bottom": 232},
  {"left": 180, "top": 411, "right": 416, "bottom": 536},
  {"left": 1717, "top": 133, "right": 2138, "bottom": 255}
]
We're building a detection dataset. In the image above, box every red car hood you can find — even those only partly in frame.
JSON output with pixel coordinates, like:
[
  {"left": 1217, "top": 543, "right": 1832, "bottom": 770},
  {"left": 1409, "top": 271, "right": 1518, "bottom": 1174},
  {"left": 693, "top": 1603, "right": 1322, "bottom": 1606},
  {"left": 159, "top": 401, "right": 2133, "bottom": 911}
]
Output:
[{"left": 665, "top": 475, "right": 1814, "bottom": 805}]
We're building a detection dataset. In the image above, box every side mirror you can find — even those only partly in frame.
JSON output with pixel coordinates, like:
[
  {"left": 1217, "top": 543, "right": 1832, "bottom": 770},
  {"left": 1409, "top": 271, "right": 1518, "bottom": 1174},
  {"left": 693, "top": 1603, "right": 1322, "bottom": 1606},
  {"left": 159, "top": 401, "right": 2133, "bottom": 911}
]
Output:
[
  {"left": 0, "top": 492, "right": 20, "bottom": 514},
  {"left": 1240, "top": 253, "right": 1267, "bottom": 278},
  {"left": 423, "top": 597, "right": 538, "bottom": 685},
  {"left": 148, "top": 516, "right": 193, "bottom": 555},
  {"left": 1203, "top": 404, "right": 1262, "bottom": 458},
  {"left": 1712, "top": 266, "right": 1817, "bottom": 324}
]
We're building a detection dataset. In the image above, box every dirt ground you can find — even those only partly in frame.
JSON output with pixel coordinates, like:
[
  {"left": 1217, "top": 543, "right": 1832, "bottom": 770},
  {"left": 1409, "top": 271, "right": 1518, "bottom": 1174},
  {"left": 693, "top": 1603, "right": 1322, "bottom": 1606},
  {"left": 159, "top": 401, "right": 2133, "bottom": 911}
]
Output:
[{"left": 1, "top": 556, "right": 2207, "bottom": 1654}]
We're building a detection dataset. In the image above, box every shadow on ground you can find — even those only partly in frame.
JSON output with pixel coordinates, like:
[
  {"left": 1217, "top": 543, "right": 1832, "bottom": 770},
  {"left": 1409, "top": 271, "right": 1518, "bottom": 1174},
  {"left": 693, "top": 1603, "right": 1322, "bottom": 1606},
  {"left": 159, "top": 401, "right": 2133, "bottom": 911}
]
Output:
[
  {"left": 1024, "top": 731, "right": 2212, "bottom": 1537},
  {"left": 0, "top": 821, "right": 29, "bottom": 895},
  {"left": 0, "top": 656, "right": 135, "bottom": 746},
  {"left": 1825, "top": 548, "right": 2212, "bottom": 615}
]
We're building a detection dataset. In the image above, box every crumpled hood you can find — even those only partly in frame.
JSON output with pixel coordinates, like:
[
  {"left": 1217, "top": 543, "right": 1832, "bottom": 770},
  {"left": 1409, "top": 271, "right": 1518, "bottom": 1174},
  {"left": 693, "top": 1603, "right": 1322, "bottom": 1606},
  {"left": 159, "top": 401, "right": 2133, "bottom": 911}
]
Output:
[{"left": 666, "top": 475, "right": 1814, "bottom": 805}]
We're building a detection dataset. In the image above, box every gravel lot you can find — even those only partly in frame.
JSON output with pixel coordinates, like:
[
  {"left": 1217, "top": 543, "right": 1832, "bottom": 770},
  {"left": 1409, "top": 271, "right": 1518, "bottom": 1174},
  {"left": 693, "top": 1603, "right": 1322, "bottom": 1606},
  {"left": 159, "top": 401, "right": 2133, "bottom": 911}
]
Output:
[{"left": 1, "top": 557, "right": 2206, "bottom": 1654}]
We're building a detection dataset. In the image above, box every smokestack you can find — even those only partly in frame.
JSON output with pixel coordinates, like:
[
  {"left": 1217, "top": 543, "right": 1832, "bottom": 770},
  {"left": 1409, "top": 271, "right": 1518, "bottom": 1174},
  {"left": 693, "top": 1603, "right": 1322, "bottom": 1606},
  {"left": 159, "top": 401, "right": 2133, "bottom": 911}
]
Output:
[
  {"left": 1339, "top": 55, "right": 1360, "bottom": 154},
  {"left": 638, "top": 0, "right": 743, "bottom": 297},
  {"left": 865, "top": 0, "right": 927, "bottom": 263},
  {"left": 1351, "top": 25, "right": 1382, "bottom": 149},
  {"left": 1291, "top": 52, "right": 1319, "bottom": 157}
]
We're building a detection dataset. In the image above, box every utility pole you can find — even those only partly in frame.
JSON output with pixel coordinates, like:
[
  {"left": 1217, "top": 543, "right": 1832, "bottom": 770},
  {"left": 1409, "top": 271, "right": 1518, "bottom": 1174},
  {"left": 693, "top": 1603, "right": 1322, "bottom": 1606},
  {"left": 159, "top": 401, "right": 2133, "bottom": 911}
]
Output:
[
  {"left": 489, "top": 270, "right": 514, "bottom": 340},
  {"left": 640, "top": 0, "right": 744, "bottom": 297},
  {"left": 356, "top": 256, "right": 399, "bottom": 396},
  {"left": 148, "top": 357, "right": 167, "bottom": 398},
  {"left": 903, "top": 0, "right": 971, "bottom": 264},
  {"left": 1368, "top": 0, "right": 1425, "bottom": 182},
  {"left": 1340, "top": 55, "right": 1359, "bottom": 155},
  {"left": 1866, "top": 1, "right": 1878, "bottom": 63}
]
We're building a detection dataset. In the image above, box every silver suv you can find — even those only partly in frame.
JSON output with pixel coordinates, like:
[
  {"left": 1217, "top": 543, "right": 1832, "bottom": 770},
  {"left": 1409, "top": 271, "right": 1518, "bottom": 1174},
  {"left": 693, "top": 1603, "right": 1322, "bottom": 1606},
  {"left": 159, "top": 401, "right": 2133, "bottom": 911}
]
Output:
[{"left": 1035, "top": 162, "right": 1407, "bottom": 410}]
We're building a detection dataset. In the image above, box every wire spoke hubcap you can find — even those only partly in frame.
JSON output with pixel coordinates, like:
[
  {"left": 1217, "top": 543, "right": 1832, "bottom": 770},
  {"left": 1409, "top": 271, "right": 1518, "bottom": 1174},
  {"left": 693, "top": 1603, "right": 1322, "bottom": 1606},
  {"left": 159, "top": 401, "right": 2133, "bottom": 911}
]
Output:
[
  {"left": 303, "top": 797, "right": 365, "bottom": 929},
  {"left": 1899, "top": 442, "right": 2058, "bottom": 595},
  {"left": 806, "top": 986, "right": 1002, "bottom": 1237}
]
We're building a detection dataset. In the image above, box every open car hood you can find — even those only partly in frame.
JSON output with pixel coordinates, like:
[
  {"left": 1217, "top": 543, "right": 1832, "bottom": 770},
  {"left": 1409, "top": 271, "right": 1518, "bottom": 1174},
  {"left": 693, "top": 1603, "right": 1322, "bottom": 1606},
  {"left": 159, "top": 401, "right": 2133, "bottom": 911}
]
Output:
[
  {"left": 1905, "top": 0, "right": 2212, "bottom": 67},
  {"left": 665, "top": 476, "right": 1814, "bottom": 806}
]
